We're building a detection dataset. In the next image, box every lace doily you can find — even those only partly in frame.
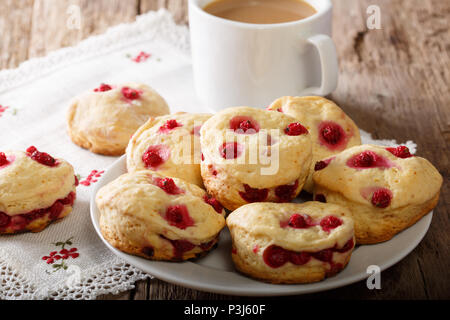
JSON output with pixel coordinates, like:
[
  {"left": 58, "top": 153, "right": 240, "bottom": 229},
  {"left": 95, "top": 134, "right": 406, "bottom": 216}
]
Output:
[{"left": 0, "top": 9, "right": 186, "bottom": 300}]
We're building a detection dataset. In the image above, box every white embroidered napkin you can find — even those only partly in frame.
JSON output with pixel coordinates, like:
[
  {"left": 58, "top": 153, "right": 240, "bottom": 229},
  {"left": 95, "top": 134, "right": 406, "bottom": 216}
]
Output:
[{"left": 0, "top": 9, "right": 416, "bottom": 300}]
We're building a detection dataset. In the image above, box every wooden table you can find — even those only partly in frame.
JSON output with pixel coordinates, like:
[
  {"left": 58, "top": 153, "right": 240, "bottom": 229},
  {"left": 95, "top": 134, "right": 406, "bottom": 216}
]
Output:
[{"left": 1, "top": 0, "right": 448, "bottom": 300}]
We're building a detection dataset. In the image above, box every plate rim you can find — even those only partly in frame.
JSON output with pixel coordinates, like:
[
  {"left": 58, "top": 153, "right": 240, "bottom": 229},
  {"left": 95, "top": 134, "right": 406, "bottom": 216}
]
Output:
[{"left": 90, "top": 155, "right": 433, "bottom": 296}]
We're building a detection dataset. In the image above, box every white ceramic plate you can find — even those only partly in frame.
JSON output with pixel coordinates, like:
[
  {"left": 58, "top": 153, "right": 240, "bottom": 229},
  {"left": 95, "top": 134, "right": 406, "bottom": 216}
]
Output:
[{"left": 90, "top": 155, "right": 433, "bottom": 296}]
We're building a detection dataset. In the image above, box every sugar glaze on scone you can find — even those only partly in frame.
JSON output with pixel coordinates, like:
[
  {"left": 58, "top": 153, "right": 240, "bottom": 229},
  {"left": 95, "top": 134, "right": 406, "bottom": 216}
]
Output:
[
  {"left": 0, "top": 147, "right": 77, "bottom": 234},
  {"left": 227, "top": 202, "right": 355, "bottom": 284},
  {"left": 313, "top": 144, "right": 443, "bottom": 244},
  {"left": 67, "top": 82, "right": 169, "bottom": 156},
  {"left": 96, "top": 171, "right": 226, "bottom": 261},
  {"left": 200, "top": 106, "right": 312, "bottom": 210},
  {"left": 268, "top": 96, "right": 361, "bottom": 193},
  {"left": 126, "top": 112, "right": 211, "bottom": 187}
]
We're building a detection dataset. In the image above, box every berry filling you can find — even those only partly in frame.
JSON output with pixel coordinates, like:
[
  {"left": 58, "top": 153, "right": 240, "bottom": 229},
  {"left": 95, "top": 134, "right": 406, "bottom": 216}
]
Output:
[
  {"left": 0, "top": 212, "right": 11, "bottom": 228},
  {"left": 275, "top": 180, "right": 299, "bottom": 202},
  {"left": 371, "top": 188, "right": 392, "bottom": 208},
  {"left": 160, "top": 235, "right": 217, "bottom": 259},
  {"left": 239, "top": 184, "right": 269, "bottom": 203},
  {"left": 26, "top": 146, "right": 59, "bottom": 167},
  {"left": 262, "top": 238, "right": 354, "bottom": 269},
  {"left": 219, "top": 142, "right": 243, "bottom": 159},
  {"left": 0, "top": 191, "right": 76, "bottom": 232},
  {"left": 121, "top": 87, "right": 142, "bottom": 100},
  {"left": 334, "top": 238, "right": 354, "bottom": 253},
  {"left": 320, "top": 216, "right": 343, "bottom": 232},
  {"left": 282, "top": 213, "right": 316, "bottom": 229},
  {"left": 0, "top": 154, "right": 14, "bottom": 169},
  {"left": 315, "top": 194, "right": 327, "bottom": 203},
  {"left": 154, "top": 177, "right": 184, "bottom": 195},
  {"left": 312, "top": 249, "right": 334, "bottom": 263},
  {"left": 93, "top": 83, "right": 112, "bottom": 92},
  {"left": 285, "top": 122, "right": 308, "bottom": 136},
  {"left": 229, "top": 116, "right": 260, "bottom": 134},
  {"left": 158, "top": 119, "right": 183, "bottom": 134},
  {"left": 169, "top": 239, "right": 196, "bottom": 259},
  {"left": 164, "top": 205, "right": 194, "bottom": 230},
  {"left": 314, "top": 157, "right": 335, "bottom": 171},
  {"left": 289, "top": 252, "right": 312, "bottom": 265},
  {"left": 346, "top": 150, "right": 395, "bottom": 169},
  {"left": 142, "top": 145, "right": 170, "bottom": 169},
  {"left": 263, "top": 245, "right": 290, "bottom": 268},
  {"left": 386, "top": 146, "right": 413, "bottom": 158},
  {"left": 318, "top": 121, "right": 346, "bottom": 150},
  {"left": 0, "top": 152, "right": 8, "bottom": 166},
  {"left": 203, "top": 195, "right": 223, "bottom": 213}
]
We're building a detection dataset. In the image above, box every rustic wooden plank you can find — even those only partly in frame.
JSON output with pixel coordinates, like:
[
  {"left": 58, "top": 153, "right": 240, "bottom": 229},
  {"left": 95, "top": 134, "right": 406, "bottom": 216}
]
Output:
[
  {"left": 0, "top": 0, "right": 35, "bottom": 69},
  {"left": 330, "top": 0, "right": 449, "bottom": 300},
  {"left": 147, "top": 278, "right": 234, "bottom": 300},
  {"left": 28, "top": 0, "right": 139, "bottom": 59},
  {"left": 131, "top": 278, "right": 150, "bottom": 300},
  {"left": 140, "top": 0, "right": 189, "bottom": 24},
  {"left": 96, "top": 290, "right": 132, "bottom": 300}
]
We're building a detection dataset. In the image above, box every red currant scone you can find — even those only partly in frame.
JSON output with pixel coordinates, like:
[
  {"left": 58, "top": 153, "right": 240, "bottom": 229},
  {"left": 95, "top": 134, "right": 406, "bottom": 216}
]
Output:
[
  {"left": 268, "top": 96, "right": 361, "bottom": 193},
  {"left": 200, "top": 106, "right": 312, "bottom": 211},
  {"left": 96, "top": 171, "right": 226, "bottom": 261},
  {"left": 126, "top": 113, "right": 212, "bottom": 187},
  {"left": 227, "top": 202, "right": 355, "bottom": 284},
  {"left": 67, "top": 82, "right": 169, "bottom": 156},
  {"left": 313, "top": 144, "right": 443, "bottom": 244},
  {"left": 0, "top": 147, "right": 77, "bottom": 234}
]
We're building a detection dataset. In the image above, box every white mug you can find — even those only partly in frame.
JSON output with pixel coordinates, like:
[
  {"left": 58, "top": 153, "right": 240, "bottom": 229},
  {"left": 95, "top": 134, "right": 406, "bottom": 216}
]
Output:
[{"left": 188, "top": 0, "right": 339, "bottom": 111}]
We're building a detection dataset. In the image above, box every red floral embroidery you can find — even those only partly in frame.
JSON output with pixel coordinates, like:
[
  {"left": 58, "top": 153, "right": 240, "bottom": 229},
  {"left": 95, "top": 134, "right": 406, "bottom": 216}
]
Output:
[
  {"left": 42, "top": 237, "right": 79, "bottom": 272},
  {"left": 131, "top": 51, "right": 151, "bottom": 63},
  {"left": 79, "top": 170, "right": 104, "bottom": 186},
  {"left": 0, "top": 105, "right": 9, "bottom": 118}
]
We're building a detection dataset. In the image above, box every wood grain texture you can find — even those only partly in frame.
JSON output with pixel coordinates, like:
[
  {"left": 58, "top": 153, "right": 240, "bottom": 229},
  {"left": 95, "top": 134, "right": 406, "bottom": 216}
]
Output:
[
  {"left": 0, "top": 0, "right": 448, "bottom": 300},
  {"left": 140, "top": 0, "right": 189, "bottom": 24},
  {"left": 0, "top": 0, "right": 34, "bottom": 69}
]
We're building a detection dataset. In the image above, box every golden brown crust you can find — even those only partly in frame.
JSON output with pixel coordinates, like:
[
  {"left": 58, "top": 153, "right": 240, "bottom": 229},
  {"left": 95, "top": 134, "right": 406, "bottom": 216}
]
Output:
[
  {"left": 200, "top": 106, "right": 312, "bottom": 211},
  {"left": 67, "top": 128, "right": 125, "bottom": 156},
  {"left": 356, "top": 192, "right": 439, "bottom": 244},
  {"left": 313, "top": 187, "right": 440, "bottom": 244},
  {"left": 67, "top": 83, "right": 170, "bottom": 157},
  {"left": 100, "top": 222, "right": 218, "bottom": 261}
]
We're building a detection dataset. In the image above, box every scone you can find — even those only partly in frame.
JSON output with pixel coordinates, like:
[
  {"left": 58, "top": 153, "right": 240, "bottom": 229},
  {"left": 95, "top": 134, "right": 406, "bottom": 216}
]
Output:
[
  {"left": 227, "top": 202, "right": 355, "bottom": 284},
  {"left": 67, "top": 82, "right": 169, "bottom": 156},
  {"left": 126, "top": 112, "right": 211, "bottom": 187},
  {"left": 268, "top": 96, "right": 361, "bottom": 193},
  {"left": 0, "top": 147, "right": 77, "bottom": 234},
  {"left": 200, "top": 106, "right": 312, "bottom": 211},
  {"left": 312, "top": 144, "right": 443, "bottom": 244},
  {"left": 96, "top": 171, "right": 226, "bottom": 261}
]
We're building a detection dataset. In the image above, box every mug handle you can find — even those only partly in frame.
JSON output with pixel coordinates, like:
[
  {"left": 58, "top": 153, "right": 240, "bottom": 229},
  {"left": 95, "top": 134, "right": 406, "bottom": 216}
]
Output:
[{"left": 298, "top": 34, "right": 339, "bottom": 96}]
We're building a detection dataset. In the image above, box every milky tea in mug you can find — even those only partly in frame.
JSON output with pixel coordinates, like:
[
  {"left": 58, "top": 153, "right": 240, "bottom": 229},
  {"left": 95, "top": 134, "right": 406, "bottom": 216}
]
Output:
[
  {"left": 189, "top": 0, "right": 338, "bottom": 110},
  {"left": 203, "top": 0, "right": 317, "bottom": 24}
]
